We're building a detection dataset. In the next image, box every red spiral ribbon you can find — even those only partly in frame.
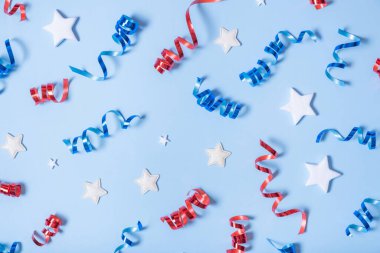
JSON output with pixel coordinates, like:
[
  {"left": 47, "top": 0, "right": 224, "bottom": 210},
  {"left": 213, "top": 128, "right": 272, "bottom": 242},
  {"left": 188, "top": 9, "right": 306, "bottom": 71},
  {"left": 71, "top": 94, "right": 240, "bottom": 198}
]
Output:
[
  {"left": 32, "top": 214, "right": 62, "bottom": 246},
  {"left": 154, "top": 0, "right": 221, "bottom": 74},
  {"left": 373, "top": 58, "right": 380, "bottom": 77},
  {"left": 227, "top": 216, "right": 249, "bottom": 253},
  {"left": 161, "top": 188, "right": 210, "bottom": 230},
  {"left": 309, "top": 0, "right": 327, "bottom": 10},
  {"left": 30, "top": 78, "right": 69, "bottom": 105},
  {"left": 0, "top": 182, "right": 21, "bottom": 197},
  {"left": 255, "top": 140, "right": 307, "bottom": 234},
  {"left": 3, "top": 0, "right": 26, "bottom": 21}
]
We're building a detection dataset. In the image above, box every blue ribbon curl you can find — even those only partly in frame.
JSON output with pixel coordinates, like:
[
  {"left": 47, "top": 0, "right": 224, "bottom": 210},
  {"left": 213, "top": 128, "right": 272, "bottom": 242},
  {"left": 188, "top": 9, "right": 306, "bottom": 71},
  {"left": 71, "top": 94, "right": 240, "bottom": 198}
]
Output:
[
  {"left": 114, "top": 221, "right": 143, "bottom": 253},
  {"left": 267, "top": 239, "right": 296, "bottom": 253},
  {"left": 346, "top": 198, "right": 380, "bottom": 236},
  {"left": 0, "top": 242, "right": 20, "bottom": 253},
  {"left": 0, "top": 39, "right": 15, "bottom": 78}
]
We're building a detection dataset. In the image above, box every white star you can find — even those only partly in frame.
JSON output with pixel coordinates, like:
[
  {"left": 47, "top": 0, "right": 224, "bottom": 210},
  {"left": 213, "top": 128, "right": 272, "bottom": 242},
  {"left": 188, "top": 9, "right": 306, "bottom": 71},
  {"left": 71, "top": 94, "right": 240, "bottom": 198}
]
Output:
[
  {"left": 159, "top": 135, "right": 170, "bottom": 146},
  {"left": 48, "top": 158, "right": 59, "bottom": 169},
  {"left": 135, "top": 169, "right": 160, "bottom": 195},
  {"left": 305, "top": 156, "right": 341, "bottom": 193},
  {"left": 83, "top": 179, "right": 108, "bottom": 204},
  {"left": 214, "top": 27, "right": 241, "bottom": 54},
  {"left": 256, "top": 0, "right": 266, "bottom": 6},
  {"left": 2, "top": 133, "right": 27, "bottom": 159},
  {"left": 281, "top": 87, "right": 316, "bottom": 125},
  {"left": 206, "top": 142, "right": 231, "bottom": 167},
  {"left": 43, "top": 10, "right": 78, "bottom": 47}
]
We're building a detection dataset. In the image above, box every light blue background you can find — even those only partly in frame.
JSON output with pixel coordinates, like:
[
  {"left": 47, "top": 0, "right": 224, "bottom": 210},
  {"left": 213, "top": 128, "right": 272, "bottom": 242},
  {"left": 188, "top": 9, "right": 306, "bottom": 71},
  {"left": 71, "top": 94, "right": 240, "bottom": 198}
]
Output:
[{"left": 1, "top": 0, "right": 380, "bottom": 252}]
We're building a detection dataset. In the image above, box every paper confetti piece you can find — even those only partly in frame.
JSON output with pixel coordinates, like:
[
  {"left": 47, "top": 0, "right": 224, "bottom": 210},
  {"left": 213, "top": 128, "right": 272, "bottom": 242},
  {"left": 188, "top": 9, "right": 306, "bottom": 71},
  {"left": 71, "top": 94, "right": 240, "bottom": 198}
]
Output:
[
  {"left": 346, "top": 198, "right": 380, "bottom": 236},
  {"left": 32, "top": 214, "right": 62, "bottom": 246},
  {"left": 114, "top": 221, "right": 143, "bottom": 253},
  {"left": 30, "top": 78, "right": 69, "bottom": 105},
  {"left": 226, "top": 216, "right": 249, "bottom": 253},
  {"left": 3, "top": 0, "right": 26, "bottom": 21}
]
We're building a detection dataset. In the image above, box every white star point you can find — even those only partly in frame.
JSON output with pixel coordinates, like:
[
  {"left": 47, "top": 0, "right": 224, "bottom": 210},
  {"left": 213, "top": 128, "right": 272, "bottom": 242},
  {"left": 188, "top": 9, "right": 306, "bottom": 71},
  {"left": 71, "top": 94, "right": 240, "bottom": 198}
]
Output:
[
  {"left": 135, "top": 169, "right": 160, "bottom": 195},
  {"left": 48, "top": 158, "right": 59, "bottom": 169},
  {"left": 206, "top": 142, "right": 231, "bottom": 167},
  {"left": 44, "top": 10, "right": 78, "bottom": 47},
  {"left": 215, "top": 27, "right": 241, "bottom": 54},
  {"left": 2, "top": 133, "right": 27, "bottom": 159},
  {"left": 83, "top": 179, "right": 108, "bottom": 204},
  {"left": 256, "top": 0, "right": 266, "bottom": 6},
  {"left": 281, "top": 87, "right": 316, "bottom": 125},
  {"left": 159, "top": 134, "right": 170, "bottom": 146}
]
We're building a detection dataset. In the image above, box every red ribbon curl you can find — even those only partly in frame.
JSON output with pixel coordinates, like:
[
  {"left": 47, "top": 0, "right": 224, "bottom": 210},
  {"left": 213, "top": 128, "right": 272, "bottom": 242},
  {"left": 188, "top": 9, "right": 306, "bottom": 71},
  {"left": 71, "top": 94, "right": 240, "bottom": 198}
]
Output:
[
  {"left": 3, "top": 0, "right": 26, "bottom": 21},
  {"left": 309, "top": 0, "right": 328, "bottom": 10},
  {"left": 0, "top": 182, "right": 21, "bottom": 197},
  {"left": 373, "top": 58, "right": 380, "bottom": 77},
  {"left": 32, "top": 214, "right": 62, "bottom": 246},
  {"left": 30, "top": 78, "right": 69, "bottom": 105},
  {"left": 226, "top": 215, "right": 249, "bottom": 253}
]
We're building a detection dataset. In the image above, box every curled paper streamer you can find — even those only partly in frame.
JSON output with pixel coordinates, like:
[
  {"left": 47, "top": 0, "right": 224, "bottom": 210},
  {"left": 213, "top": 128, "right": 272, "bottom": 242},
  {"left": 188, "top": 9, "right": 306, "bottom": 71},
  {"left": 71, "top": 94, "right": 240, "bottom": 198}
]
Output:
[
  {"left": 32, "top": 214, "right": 62, "bottom": 246},
  {"left": 3, "top": 0, "right": 26, "bottom": 21},
  {"left": 114, "top": 221, "right": 143, "bottom": 253},
  {"left": 29, "top": 78, "right": 69, "bottom": 105},
  {"left": 194, "top": 77, "right": 243, "bottom": 119},
  {"left": 255, "top": 140, "right": 307, "bottom": 234},
  {"left": 267, "top": 239, "right": 296, "bottom": 253},
  {"left": 316, "top": 127, "right": 376, "bottom": 150},
  {"left": 154, "top": 0, "right": 221, "bottom": 74},
  {"left": 0, "top": 39, "right": 15, "bottom": 78},
  {"left": 373, "top": 58, "right": 380, "bottom": 76},
  {"left": 69, "top": 15, "right": 138, "bottom": 81},
  {"left": 240, "top": 30, "right": 317, "bottom": 87},
  {"left": 226, "top": 215, "right": 249, "bottom": 253},
  {"left": 0, "top": 242, "right": 20, "bottom": 253},
  {"left": 0, "top": 182, "right": 21, "bottom": 197},
  {"left": 309, "top": 0, "right": 327, "bottom": 10},
  {"left": 63, "top": 110, "right": 141, "bottom": 154},
  {"left": 346, "top": 198, "right": 380, "bottom": 236},
  {"left": 161, "top": 188, "right": 210, "bottom": 230},
  {"left": 325, "top": 29, "right": 361, "bottom": 86}
]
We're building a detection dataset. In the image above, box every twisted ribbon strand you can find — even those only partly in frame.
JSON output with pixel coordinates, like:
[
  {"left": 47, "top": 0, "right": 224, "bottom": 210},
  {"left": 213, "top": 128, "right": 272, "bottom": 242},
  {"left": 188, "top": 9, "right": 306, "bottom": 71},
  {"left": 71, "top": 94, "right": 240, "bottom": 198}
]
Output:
[
  {"left": 373, "top": 58, "right": 380, "bottom": 77},
  {"left": 309, "top": 0, "right": 327, "bottom": 10},
  {"left": 32, "top": 214, "right": 62, "bottom": 246},
  {"left": 30, "top": 78, "right": 69, "bottom": 105},
  {"left": 114, "top": 221, "right": 143, "bottom": 253},
  {"left": 346, "top": 198, "right": 380, "bottom": 236},
  {"left": 267, "top": 239, "right": 296, "bottom": 253},
  {"left": 0, "top": 242, "right": 20, "bottom": 253},
  {"left": 3, "top": 0, "right": 26, "bottom": 21},
  {"left": 226, "top": 216, "right": 249, "bottom": 253},
  {"left": 0, "top": 39, "right": 15, "bottom": 78},
  {"left": 0, "top": 182, "right": 21, "bottom": 197}
]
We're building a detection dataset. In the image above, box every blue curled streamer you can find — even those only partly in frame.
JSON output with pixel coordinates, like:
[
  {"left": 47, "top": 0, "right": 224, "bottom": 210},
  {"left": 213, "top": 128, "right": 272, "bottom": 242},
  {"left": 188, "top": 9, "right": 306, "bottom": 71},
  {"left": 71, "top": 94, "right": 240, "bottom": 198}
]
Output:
[
  {"left": 193, "top": 77, "right": 243, "bottom": 119},
  {"left": 0, "top": 242, "right": 20, "bottom": 253},
  {"left": 114, "top": 221, "right": 143, "bottom": 253},
  {"left": 346, "top": 198, "right": 380, "bottom": 236},
  {"left": 316, "top": 127, "right": 376, "bottom": 150},
  {"left": 69, "top": 15, "right": 139, "bottom": 81},
  {"left": 267, "top": 239, "right": 296, "bottom": 253},
  {"left": 0, "top": 39, "right": 15, "bottom": 78},
  {"left": 63, "top": 110, "right": 141, "bottom": 154},
  {"left": 239, "top": 30, "right": 317, "bottom": 87},
  {"left": 325, "top": 29, "right": 361, "bottom": 86}
]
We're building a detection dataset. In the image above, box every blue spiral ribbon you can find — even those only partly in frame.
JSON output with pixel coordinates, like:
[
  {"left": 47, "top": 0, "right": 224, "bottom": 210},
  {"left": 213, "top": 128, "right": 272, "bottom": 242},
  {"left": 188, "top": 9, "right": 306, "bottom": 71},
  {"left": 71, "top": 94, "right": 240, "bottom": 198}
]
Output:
[
  {"left": 267, "top": 239, "right": 296, "bottom": 253},
  {"left": 63, "top": 110, "right": 141, "bottom": 154},
  {"left": 0, "top": 242, "right": 20, "bottom": 253},
  {"left": 0, "top": 39, "right": 15, "bottom": 78},
  {"left": 316, "top": 127, "right": 376, "bottom": 150},
  {"left": 114, "top": 221, "right": 143, "bottom": 253},
  {"left": 346, "top": 198, "right": 380, "bottom": 236},
  {"left": 325, "top": 29, "right": 361, "bottom": 86},
  {"left": 193, "top": 77, "right": 243, "bottom": 119},
  {"left": 69, "top": 15, "right": 139, "bottom": 81},
  {"left": 239, "top": 30, "right": 317, "bottom": 87}
]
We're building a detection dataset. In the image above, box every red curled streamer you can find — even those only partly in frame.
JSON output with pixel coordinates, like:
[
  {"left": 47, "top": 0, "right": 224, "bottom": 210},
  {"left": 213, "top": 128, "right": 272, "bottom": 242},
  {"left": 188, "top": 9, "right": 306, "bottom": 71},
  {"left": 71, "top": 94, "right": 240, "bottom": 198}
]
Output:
[
  {"left": 0, "top": 182, "right": 21, "bottom": 197},
  {"left": 154, "top": 0, "right": 221, "bottom": 74},
  {"left": 161, "top": 188, "right": 210, "bottom": 229},
  {"left": 373, "top": 58, "right": 380, "bottom": 77},
  {"left": 3, "top": 0, "right": 26, "bottom": 21},
  {"left": 255, "top": 140, "right": 307, "bottom": 234},
  {"left": 227, "top": 216, "right": 249, "bottom": 253},
  {"left": 32, "top": 214, "right": 62, "bottom": 246},
  {"left": 309, "top": 0, "right": 327, "bottom": 10},
  {"left": 30, "top": 78, "right": 69, "bottom": 105}
]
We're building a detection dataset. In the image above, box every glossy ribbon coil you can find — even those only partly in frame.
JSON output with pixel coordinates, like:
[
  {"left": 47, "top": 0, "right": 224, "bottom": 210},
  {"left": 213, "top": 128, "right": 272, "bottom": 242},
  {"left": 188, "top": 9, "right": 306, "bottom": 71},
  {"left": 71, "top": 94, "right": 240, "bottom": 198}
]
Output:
[
  {"left": 0, "top": 242, "right": 20, "bottom": 253},
  {"left": 0, "top": 182, "right": 21, "bottom": 197},
  {"left": 3, "top": 0, "right": 26, "bottom": 21},
  {"left": 316, "top": 127, "right": 376, "bottom": 150},
  {"left": 194, "top": 77, "right": 243, "bottom": 119},
  {"left": 154, "top": 0, "right": 221, "bottom": 74},
  {"left": 346, "top": 198, "right": 380, "bottom": 236},
  {"left": 63, "top": 110, "right": 141, "bottom": 154},
  {"left": 32, "top": 214, "right": 62, "bottom": 246},
  {"left": 373, "top": 58, "right": 380, "bottom": 76},
  {"left": 309, "top": 0, "right": 327, "bottom": 10},
  {"left": 161, "top": 188, "right": 210, "bottom": 230},
  {"left": 114, "top": 221, "right": 143, "bottom": 253},
  {"left": 226, "top": 216, "right": 249, "bottom": 253},
  {"left": 30, "top": 78, "right": 69, "bottom": 105},
  {"left": 69, "top": 15, "right": 138, "bottom": 81},
  {"left": 255, "top": 140, "right": 307, "bottom": 234},
  {"left": 267, "top": 239, "right": 296, "bottom": 253},
  {"left": 240, "top": 30, "right": 317, "bottom": 87},
  {"left": 325, "top": 29, "right": 361, "bottom": 86},
  {"left": 0, "top": 39, "right": 15, "bottom": 78}
]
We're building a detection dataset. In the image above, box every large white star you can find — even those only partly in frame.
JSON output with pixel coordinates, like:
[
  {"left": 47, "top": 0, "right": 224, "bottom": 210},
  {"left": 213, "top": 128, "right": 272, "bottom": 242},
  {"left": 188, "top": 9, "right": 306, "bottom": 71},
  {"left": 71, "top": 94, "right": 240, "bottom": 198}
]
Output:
[
  {"left": 43, "top": 10, "right": 78, "bottom": 47},
  {"left": 305, "top": 156, "right": 341, "bottom": 193},
  {"left": 2, "top": 133, "right": 27, "bottom": 159},
  {"left": 83, "top": 179, "right": 108, "bottom": 204},
  {"left": 281, "top": 87, "right": 316, "bottom": 125},
  {"left": 214, "top": 27, "right": 241, "bottom": 54},
  {"left": 206, "top": 142, "right": 231, "bottom": 167},
  {"left": 135, "top": 169, "right": 160, "bottom": 194}
]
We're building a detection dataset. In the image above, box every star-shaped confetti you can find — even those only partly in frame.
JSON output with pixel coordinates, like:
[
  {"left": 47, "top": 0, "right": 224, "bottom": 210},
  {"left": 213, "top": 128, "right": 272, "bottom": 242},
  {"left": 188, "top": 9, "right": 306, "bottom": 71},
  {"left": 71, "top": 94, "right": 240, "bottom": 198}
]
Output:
[
  {"left": 2, "top": 133, "right": 27, "bottom": 159},
  {"left": 206, "top": 142, "right": 231, "bottom": 167},
  {"left": 83, "top": 179, "right": 108, "bottom": 204},
  {"left": 281, "top": 87, "right": 316, "bottom": 125},
  {"left": 305, "top": 156, "right": 341, "bottom": 193},
  {"left": 43, "top": 10, "right": 79, "bottom": 47},
  {"left": 159, "top": 134, "right": 170, "bottom": 146},
  {"left": 256, "top": 0, "right": 266, "bottom": 6},
  {"left": 135, "top": 169, "right": 160, "bottom": 195},
  {"left": 214, "top": 27, "right": 241, "bottom": 54},
  {"left": 48, "top": 158, "right": 59, "bottom": 169}
]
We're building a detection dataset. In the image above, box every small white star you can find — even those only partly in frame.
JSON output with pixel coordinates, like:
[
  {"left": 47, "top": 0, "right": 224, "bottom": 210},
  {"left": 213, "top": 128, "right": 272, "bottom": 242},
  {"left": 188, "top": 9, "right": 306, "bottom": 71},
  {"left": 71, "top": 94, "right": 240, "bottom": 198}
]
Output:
[
  {"left": 214, "top": 27, "right": 241, "bottom": 54},
  {"left": 48, "top": 158, "right": 59, "bottom": 169},
  {"left": 43, "top": 10, "right": 78, "bottom": 47},
  {"left": 135, "top": 169, "right": 160, "bottom": 195},
  {"left": 305, "top": 156, "right": 342, "bottom": 193},
  {"left": 281, "top": 87, "right": 316, "bottom": 125},
  {"left": 256, "top": 0, "right": 266, "bottom": 6},
  {"left": 159, "top": 135, "right": 170, "bottom": 146},
  {"left": 2, "top": 133, "right": 27, "bottom": 159},
  {"left": 83, "top": 179, "right": 108, "bottom": 204},
  {"left": 206, "top": 142, "right": 231, "bottom": 167}
]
